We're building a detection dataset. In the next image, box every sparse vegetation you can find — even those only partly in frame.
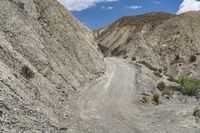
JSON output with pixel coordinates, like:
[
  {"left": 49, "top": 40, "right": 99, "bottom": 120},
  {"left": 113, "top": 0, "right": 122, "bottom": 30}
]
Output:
[
  {"left": 152, "top": 93, "right": 160, "bottom": 105},
  {"left": 20, "top": 65, "right": 34, "bottom": 79},
  {"left": 131, "top": 56, "right": 136, "bottom": 61},
  {"left": 0, "top": 110, "right": 2, "bottom": 117},
  {"left": 175, "top": 54, "right": 180, "bottom": 61},
  {"left": 142, "top": 95, "right": 150, "bottom": 103},
  {"left": 137, "top": 61, "right": 158, "bottom": 72},
  {"left": 157, "top": 81, "right": 166, "bottom": 91},
  {"left": 193, "top": 107, "right": 200, "bottom": 122},
  {"left": 171, "top": 54, "right": 182, "bottom": 64},
  {"left": 141, "top": 92, "right": 161, "bottom": 105},
  {"left": 126, "top": 36, "right": 132, "bottom": 44},
  {"left": 158, "top": 69, "right": 162, "bottom": 73},
  {"left": 167, "top": 85, "right": 178, "bottom": 91},
  {"left": 179, "top": 76, "right": 200, "bottom": 96},
  {"left": 189, "top": 55, "right": 197, "bottom": 63},
  {"left": 167, "top": 75, "right": 179, "bottom": 83},
  {"left": 156, "top": 81, "right": 178, "bottom": 98},
  {"left": 137, "top": 61, "right": 163, "bottom": 78},
  {"left": 153, "top": 72, "right": 163, "bottom": 78}
]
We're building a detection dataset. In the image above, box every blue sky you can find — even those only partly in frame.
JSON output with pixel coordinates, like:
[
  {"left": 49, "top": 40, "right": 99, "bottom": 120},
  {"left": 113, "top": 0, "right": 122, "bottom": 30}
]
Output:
[{"left": 59, "top": 0, "right": 200, "bottom": 30}]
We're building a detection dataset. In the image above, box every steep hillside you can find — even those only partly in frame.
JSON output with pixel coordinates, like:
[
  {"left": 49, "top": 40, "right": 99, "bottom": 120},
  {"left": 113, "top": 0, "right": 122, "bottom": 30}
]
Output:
[
  {"left": 96, "top": 12, "right": 174, "bottom": 56},
  {"left": 0, "top": 0, "right": 104, "bottom": 132},
  {"left": 96, "top": 11, "right": 200, "bottom": 77}
]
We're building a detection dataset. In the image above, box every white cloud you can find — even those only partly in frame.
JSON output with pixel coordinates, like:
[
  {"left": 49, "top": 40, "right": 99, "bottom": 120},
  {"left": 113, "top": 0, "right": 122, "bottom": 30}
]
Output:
[
  {"left": 101, "top": 6, "right": 113, "bottom": 10},
  {"left": 128, "top": 5, "right": 143, "bottom": 10},
  {"left": 154, "top": 1, "right": 161, "bottom": 4},
  {"left": 58, "top": 0, "right": 118, "bottom": 11},
  {"left": 177, "top": 0, "right": 200, "bottom": 14}
]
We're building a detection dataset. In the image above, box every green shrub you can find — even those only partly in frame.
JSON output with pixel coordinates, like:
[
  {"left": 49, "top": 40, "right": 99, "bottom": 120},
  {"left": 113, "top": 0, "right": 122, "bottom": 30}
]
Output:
[
  {"left": 179, "top": 76, "right": 200, "bottom": 96},
  {"left": 152, "top": 93, "right": 160, "bottom": 105}
]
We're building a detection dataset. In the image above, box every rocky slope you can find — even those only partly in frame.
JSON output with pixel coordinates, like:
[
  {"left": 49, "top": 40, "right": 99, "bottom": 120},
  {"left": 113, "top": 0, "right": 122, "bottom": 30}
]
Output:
[
  {"left": 0, "top": 0, "right": 104, "bottom": 132},
  {"left": 96, "top": 11, "right": 200, "bottom": 78}
]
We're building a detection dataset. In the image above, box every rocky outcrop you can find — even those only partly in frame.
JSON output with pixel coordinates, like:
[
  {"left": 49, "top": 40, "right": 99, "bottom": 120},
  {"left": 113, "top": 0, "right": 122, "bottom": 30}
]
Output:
[
  {"left": 96, "top": 11, "right": 200, "bottom": 78},
  {"left": 95, "top": 12, "right": 174, "bottom": 56},
  {"left": 0, "top": 0, "right": 104, "bottom": 132}
]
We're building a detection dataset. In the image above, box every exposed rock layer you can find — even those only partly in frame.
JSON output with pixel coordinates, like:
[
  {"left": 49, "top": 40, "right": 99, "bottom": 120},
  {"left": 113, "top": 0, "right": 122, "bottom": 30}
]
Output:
[
  {"left": 96, "top": 12, "right": 200, "bottom": 77},
  {"left": 0, "top": 0, "right": 104, "bottom": 132}
]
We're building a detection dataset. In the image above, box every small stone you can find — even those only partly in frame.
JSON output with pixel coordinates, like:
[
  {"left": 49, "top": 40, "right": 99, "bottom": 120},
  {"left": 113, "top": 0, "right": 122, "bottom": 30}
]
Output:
[
  {"left": 0, "top": 110, "right": 3, "bottom": 117},
  {"left": 164, "top": 95, "right": 170, "bottom": 100},
  {"left": 193, "top": 107, "right": 200, "bottom": 123},
  {"left": 60, "top": 127, "right": 68, "bottom": 131}
]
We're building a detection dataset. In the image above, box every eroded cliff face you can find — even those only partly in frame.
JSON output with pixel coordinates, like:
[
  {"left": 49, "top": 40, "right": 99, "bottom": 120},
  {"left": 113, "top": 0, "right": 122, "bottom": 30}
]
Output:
[
  {"left": 0, "top": 0, "right": 104, "bottom": 132},
  {"left": 95, "top": 12, "right": 174, "bottom": 56},
  {"left": 96, "top": 12, "right": 200, "bottom": 77}
]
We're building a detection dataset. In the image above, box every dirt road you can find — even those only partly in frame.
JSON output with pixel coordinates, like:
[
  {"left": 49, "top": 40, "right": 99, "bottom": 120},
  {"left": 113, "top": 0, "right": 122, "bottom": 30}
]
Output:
[{"left": 67, "top": 58, "right": 199, "bottom": 133}]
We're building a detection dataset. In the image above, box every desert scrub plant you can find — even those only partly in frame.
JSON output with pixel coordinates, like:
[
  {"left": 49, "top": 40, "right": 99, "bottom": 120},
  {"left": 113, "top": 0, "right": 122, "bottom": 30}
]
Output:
[
  {"left": 189, "top": 55, "right": 197, "bottom": 63},
  {"left": 152, "top": 93, "right": 161, "bottom": 105},
  {"left": 20, "top": 65, "right": 34, "bottom": 79},
  {"left": 153, "top": 72, "right": 163, "bottom": 78},
  {"left": 157, "top": 81, "right": 166, "bottom": 91},
  {"left": 142, "top": 95, "right": 150, "bottom": 103},
  {"left": 131, "top": 56, "right": 136, "bottom": 61},
  {"left": 179, "top": 76, "right": 200, "bottom": 96},
  {"left": 158, "top": 69, "right": 162, "bottom": 73},
  {"left": 156, "top": 82, "right": 178, "bottom": 98}
]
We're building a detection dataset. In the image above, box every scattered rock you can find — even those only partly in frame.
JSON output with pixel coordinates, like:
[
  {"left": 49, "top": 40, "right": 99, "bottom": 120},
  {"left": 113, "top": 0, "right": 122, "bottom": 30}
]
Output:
[
  {"left": 60, "top": 127, "right": 68, "bottom": 131},
  {"left": 0, "top": 0, "right": 105, "bottom": 131},
  {"left": 0, "top": 110, "right": 2, "bottom": 117},
  {"left": 193, "top": 107, "right": 200, "bottom": 123}
]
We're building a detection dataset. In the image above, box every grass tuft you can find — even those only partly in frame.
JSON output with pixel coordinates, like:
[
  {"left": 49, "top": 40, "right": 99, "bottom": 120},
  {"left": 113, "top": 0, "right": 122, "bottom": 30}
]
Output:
[
  {"left": 157, "top": 81, "right": 166, "bottom": 91},
  {"left": 179, "top": 76, "right": 200, "bottom": 96},
  {"left": 152, "top": 93, "right": 160, "bottom": 105}
]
